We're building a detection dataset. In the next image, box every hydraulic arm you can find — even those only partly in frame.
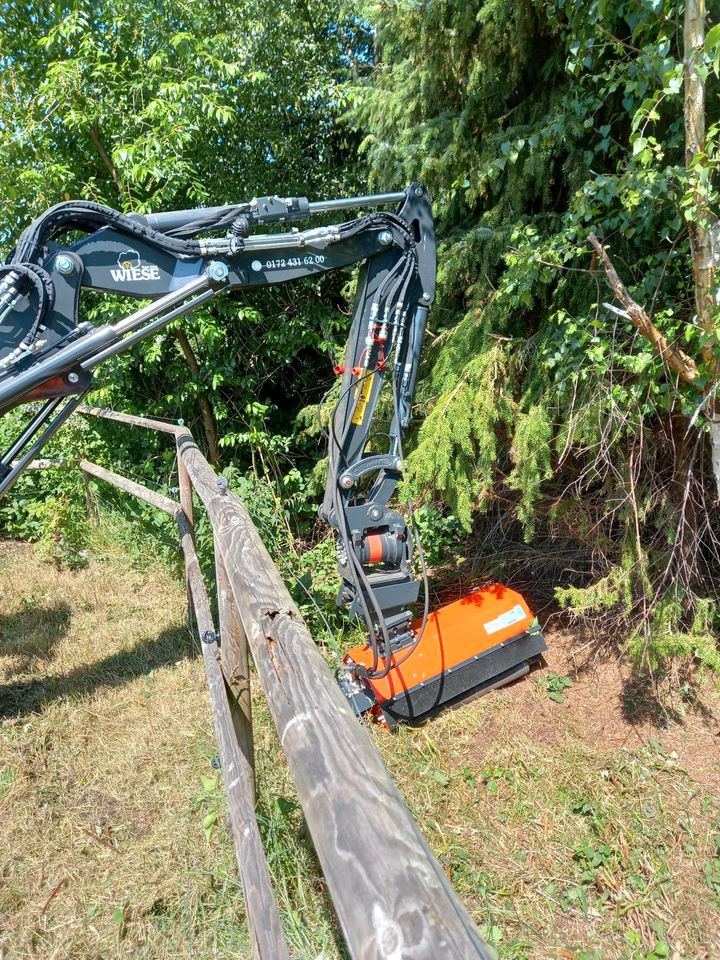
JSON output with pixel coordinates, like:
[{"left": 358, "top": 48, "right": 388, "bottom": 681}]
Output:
[{"left": 0, "top": 184, "right": 545, "bottom": 725}]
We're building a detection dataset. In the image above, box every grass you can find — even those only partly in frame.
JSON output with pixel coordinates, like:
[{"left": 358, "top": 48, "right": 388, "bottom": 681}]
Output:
[{"left": 1, "top": 526, "right": 719, "bottom": 959}]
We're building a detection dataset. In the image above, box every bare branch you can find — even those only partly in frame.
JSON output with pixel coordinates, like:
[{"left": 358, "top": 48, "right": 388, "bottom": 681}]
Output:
[
  {"left": 88, "top": 121, "right": 125, "bottom": 199},
  {"left": 588, "top": 233, "right": 698, "bottom": 386},
  {"left": 172, "top": 329, "right": 222, "bottom": 465}
]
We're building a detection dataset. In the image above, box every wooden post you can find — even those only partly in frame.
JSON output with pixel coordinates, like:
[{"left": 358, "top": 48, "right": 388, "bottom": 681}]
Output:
[
  {"left": 215, "top": 541, "right": 255, "bottom": 800},
  {"left": 177, "top": 446, "right": 195, "bottom": 619},
  {"left": 176, "top": 512, "right": 290, "bottom": 960},
  {"left": 176, "top": 428, "right": 491, "bottom": 960}
]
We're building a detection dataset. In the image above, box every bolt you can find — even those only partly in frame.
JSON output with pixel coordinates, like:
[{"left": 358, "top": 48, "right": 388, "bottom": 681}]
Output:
[
  {"left": 216, "top": 477, "right": 229, "bottom": 494},
  {"left": 55, "top": 254, "right": 74, "bottom": 276},
  {"left": 368, "top": 506, "right": 383, "bottom": 521},
  {"left": 208, "top": 261, "right": 229, "bottom": 282},
  {"left": 414, "top": 186, "right": 423, "bottom": 197},
  {"left": 394, "top": 458, "right": 404, "bottom": 472},
  {"left": 340, "top": 475, "right": 354, "bottom": 490},
  {"left": 378, "top": 230, "right": 393, "bottom": 246},
  {"left": 201, "top": 630, "right": 219, "bottom": 644},
  {"left": 67, "top": 371, "right": 79, "bottom": 384},
  {"left": 422, "top": 292, "right": 431, "bottom": 302}
]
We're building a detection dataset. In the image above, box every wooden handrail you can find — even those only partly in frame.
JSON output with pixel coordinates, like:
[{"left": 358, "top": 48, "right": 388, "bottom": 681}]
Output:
[
  {"left": 78, "top": 406, "right": 492, "bottom": 959},
  {"left": 176, "top": 511, "right": 290, "bottom": 960},
  {"left": 174, "top": 427, "right": 491, "bottom": 959},
  {"left": 80, "top": 460, "right": 180, "bottom": 516}
]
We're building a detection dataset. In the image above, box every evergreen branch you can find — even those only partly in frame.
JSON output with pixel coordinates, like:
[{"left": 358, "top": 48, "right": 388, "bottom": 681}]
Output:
[{"left": 588, "top": 234, "right": 698, "bottom": 386}]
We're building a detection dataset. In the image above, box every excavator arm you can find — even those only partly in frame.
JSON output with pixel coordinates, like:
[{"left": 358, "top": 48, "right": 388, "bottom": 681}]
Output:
[{"left": 0, "top": 183, "right": 545, "bottom": 725}]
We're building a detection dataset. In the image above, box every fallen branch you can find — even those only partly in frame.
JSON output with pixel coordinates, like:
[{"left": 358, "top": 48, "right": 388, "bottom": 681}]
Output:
[{"left": 589, "top": 234, "right": 698, "bottom": 386}]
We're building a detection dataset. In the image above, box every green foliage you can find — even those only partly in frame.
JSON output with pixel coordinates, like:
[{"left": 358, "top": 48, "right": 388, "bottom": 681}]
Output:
[
  {"left": 410, "top": 503, "right": 463, "bottom": 567},
  {"left": 351, "top": 0, "right": 719, "bottom": 651},
  {"left": 0, "top": 410, "right": 99, "bottom": 567},
  {"left": 403, "top": 341, "right": 512, "bottom": 529},
  {"left": 536, "top": 673, "right": 573, "bottom": 704},
  {"left": 0, "top": 0, "right": 367, "bottom": 475},
  {"left": 1, "top": 0, "right": 719, "bottom": 675},
  {"left": 556, "top": 554, "right": 635, "bottom": 618},
  {"left": 628, "top": 593, "right": 720, "bottom": 675}
]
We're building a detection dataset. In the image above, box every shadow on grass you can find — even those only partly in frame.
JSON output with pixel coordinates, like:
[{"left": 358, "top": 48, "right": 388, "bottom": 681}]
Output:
[
  {"left": 0, "top": 624, "right": 196, "bottom": 719},
  {"left": 0, "top": 601, "right": 72, "bottom": 667}
]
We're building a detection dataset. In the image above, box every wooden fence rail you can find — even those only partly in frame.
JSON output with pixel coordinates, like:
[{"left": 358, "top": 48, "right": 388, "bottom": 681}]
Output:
[{"left": 75, "top": 404, "right": 492, "bottom": 960}]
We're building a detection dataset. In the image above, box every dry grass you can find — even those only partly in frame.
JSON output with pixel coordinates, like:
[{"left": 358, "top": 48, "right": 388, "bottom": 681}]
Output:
[
  {"left": 1, "top": 531, "right": 719, "bottom": 960},
  {"left": 0, "top": 533, "right": 340, "bottom": 959}
]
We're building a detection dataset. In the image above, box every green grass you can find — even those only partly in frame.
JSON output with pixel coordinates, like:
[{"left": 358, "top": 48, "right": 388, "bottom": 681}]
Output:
[{"left": 1, "top": 528, "right": 719, "bottom": 959}]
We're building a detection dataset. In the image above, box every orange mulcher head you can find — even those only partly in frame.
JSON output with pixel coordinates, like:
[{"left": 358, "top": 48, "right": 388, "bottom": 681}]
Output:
[{"left": 341, "top": 583, "right": 546, "bottom": 727}]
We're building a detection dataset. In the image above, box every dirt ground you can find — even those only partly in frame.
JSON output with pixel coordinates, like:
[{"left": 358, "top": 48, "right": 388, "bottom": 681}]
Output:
[{"left": 502, "top": 624, "right": 720, "bottom": 792}]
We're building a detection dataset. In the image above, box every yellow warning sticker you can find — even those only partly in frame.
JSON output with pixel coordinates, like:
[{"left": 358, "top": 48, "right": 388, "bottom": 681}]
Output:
[{"left": 351, "top": 373, "right": 374, "bottom": 426}]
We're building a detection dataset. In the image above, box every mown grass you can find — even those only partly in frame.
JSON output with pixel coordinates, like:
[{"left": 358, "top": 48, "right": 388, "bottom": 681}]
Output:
[{"left": 1, "top": 528, "right": 719, "bottom": 959}]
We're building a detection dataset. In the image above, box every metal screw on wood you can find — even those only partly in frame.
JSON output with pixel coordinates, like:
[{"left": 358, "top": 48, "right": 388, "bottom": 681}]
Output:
[
  {"left": 216, "top": 477, "right": 229, "bottom": 494},
  {"left": 202, "top": 629, "right": 219, "bottom": 644}
]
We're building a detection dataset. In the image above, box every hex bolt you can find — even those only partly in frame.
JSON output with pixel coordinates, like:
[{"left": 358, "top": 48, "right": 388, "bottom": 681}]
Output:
[
  {"left": 378, "top": 230, "right": 393, "bottom": 246},
  {"left": 368, "top": 506, "right": 383, "bottom": 521},
  {"left": 208, "top": 261, "right": 229, "bottom": 282},
  {"left": 55, "top": 254, "right": 74, "bottom": 276},
  {"left": 67, "top": 371, "right": 79, "bottom": 384},
  {"left": 340, "top": 475, "right": 354, "bottom": 489},
  {"left": 422, "top": 292, "right": 431, "bottom": 302},
  {"left": 414, "top": 186, "right": 423, "bottom": 197},
  {"left": 201, "top": 630, "right": 219, "bottom": 644}
]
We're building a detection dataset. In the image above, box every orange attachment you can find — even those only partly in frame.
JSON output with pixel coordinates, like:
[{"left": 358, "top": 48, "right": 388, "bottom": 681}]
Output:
[{"left": 345, "top": 583, "right": 536, "bottom": 706}]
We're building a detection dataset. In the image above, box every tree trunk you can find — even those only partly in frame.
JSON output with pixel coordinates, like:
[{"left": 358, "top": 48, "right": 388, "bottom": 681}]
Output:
[
  {"left": 171, "top": 329, "right": 222, "bottom": 466},
  {"left": 684, "top": 0, "right": 720, "bottom": 498},
  {"left": 669, "top": 413, "right": 701, "bottom": 582}
]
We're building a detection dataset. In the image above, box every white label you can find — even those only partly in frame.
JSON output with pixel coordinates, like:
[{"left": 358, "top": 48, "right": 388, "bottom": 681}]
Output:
[
  {"left": 110, "top": 249, "right": 161, "bottom": 283},
  {"left": 259, "top": 254, "right": 326, "bottom": 270},
  {"left": 483, "top": 604, "right": 526, "bottom": 636}
]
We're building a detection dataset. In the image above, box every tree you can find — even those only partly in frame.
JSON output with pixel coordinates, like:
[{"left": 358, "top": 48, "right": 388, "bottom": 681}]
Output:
[
  {"left": 0, "top": 0, "right": 367, "bottom": 465},
  {"left": 350, "top": 0, "right": 720, "bottom": 666}
]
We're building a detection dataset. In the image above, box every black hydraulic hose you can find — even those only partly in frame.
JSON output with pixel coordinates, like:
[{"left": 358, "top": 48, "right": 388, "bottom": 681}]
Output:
[
  {"left": 13, "top": 200, "right": 209, "bottom": 266},
  {"left": 0, "top": 263, "right": 55, "bottom": 346}
]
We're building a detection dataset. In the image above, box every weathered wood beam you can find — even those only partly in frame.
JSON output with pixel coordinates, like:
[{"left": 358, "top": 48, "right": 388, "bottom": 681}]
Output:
[
  {"left": 176, "top": 511, "right": 290, "bottom": 960},
  {"left": 175, "top": 427, "right": 491, "bottom": 960},
  {"left": 215, "top": 540, "right": 255, "bottom": 799},
  {"left": 78, "top": 405, "right": 182, "bottom": 435},
  {"left": 23, "top": 458, "right": 66, "bottom": 470},
  {"left": 177, "top": 449, "right": 195, "bottom": 619},
  {"left": 79, "top": 460, "right": 180, "bottom": 516}
]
